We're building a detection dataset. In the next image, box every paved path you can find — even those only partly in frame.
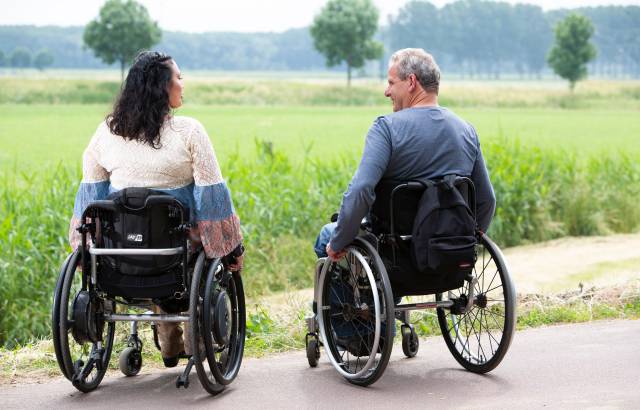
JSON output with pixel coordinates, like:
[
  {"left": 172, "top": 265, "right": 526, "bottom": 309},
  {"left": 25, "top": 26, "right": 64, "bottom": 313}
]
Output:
[{"left": 2, "top": 320, "right": 639, "bottom": 409}]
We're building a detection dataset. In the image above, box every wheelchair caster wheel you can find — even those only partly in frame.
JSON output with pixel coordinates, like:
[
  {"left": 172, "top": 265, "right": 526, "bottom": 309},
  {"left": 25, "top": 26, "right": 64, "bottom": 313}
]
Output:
[
  {"left": 401, "top": 325, "right": 419, "bottom": 358},
  {"left": 119, "top": 347, "right": 142, "bottom": 376},
  {"left": 306, "top": 336, "right": 320, "bottom": 368}
]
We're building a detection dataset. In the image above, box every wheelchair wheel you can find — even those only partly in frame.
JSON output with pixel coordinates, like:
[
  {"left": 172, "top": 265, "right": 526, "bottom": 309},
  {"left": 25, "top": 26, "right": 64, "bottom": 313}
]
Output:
[
  {"left": 317, "top": 237, "right": 395, "bottom": 387},
  {"left": 52, "top": 249, "right": 115, "bottom": 392},
  {"left": 306, "top": 337, "right": 320, "bottom": 367},
  {"left": 401, "top": 325, "right": 419, "bottom": 358},
  {"left": 119, "top": 347, "right": 142, "bottom": 377},
  {"left": 190, "top": 253, "right": 246, "bottom": 394},
  {"left": 436, "top": 233, "right": 516, "bottom": 373},
  {"left": 202, "top": 259, "right": 246, "bottom": 385}
]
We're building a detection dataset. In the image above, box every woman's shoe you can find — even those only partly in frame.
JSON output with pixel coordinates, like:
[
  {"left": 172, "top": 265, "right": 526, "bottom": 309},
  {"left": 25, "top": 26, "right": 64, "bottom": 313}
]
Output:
[
  {"left": 163, "top": 356, "right": 180, "bottom": 368},
  {"left": 163, "top": 350, "right": 186, "bottom": 368}
]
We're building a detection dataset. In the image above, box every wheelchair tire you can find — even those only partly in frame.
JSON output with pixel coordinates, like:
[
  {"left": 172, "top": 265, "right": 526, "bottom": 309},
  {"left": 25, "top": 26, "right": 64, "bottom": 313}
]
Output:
[
  {"left": 306, "top": 338, "right": 320, "bottom": 368},
  {"left": 202, "top": 259, "right": 246, "bottom": 385},
  {"left": 317, "top": 237, "right": 395, "bottom": 387},
  {"left": 53, "top": 249, "right": 115, "bottom": 392},
  {"left": 52, "top": 251, "right": 75, "bottom": 379},
  {"left": 119, "top": 347, "right": 142, "bottom": 377},
  {"left": 189, "top": 252, "right": 225, "bottom": 395},
  {"left": 401, "top": 325, "right": 419, "bottom": 358},
  {"left": 436, "top": 233, "right": 516, "bottom": 373}
]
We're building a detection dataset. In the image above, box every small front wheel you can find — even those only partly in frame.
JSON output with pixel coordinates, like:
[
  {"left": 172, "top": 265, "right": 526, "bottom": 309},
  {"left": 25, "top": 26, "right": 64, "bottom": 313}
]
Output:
[
  {"left": 119, "top": 347, "right": 142, "bottom": 377},
  {"left": 401, "top": 325, "right": 419, "bottom": 358},
  {"left": 306, "top": 337, "right": 320, "bottom": 368}
]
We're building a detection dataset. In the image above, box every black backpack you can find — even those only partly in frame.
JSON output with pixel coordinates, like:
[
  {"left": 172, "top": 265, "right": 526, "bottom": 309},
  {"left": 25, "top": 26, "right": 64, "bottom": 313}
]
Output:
[{"left": 411, "top": 176, "right": 477, "bottom": 275}]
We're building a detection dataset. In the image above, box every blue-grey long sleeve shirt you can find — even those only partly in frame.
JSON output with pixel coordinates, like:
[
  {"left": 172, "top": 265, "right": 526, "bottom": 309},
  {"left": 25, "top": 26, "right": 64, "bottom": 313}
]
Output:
[{"left": 329, "top": 106, "right": 496, "bottom": 251}]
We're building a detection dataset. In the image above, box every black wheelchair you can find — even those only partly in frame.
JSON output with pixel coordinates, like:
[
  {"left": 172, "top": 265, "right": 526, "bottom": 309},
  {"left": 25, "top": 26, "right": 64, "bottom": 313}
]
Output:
[
  {"left": 52, "top": 188, "right": 246, "bottom": 395},
  {"left": 305, "top": 176, "right": 516, "bottom": 386}
]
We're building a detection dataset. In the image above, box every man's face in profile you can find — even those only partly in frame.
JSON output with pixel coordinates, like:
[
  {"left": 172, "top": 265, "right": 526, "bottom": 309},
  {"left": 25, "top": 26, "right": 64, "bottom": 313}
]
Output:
[{"left": 384, "top": 64, "right": 410, "bottom": 112}]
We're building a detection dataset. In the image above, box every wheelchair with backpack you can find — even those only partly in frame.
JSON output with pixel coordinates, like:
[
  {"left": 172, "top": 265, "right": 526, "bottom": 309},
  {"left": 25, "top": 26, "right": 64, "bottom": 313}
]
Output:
[
  {"left": 52, "top": 188, "right": 246, "bottom": 395},
  {"left": 305, "top": 176, "right": 516, "bottom": 386}
]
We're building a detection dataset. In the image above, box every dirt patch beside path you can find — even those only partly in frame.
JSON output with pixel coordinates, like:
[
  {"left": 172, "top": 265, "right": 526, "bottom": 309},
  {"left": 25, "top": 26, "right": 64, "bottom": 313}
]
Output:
[
  {"left": 253, "top": 233, "right": 640, "bottom": 312},
  {"left": 504, "top": 233, "right": 640, "bottom": 294}
]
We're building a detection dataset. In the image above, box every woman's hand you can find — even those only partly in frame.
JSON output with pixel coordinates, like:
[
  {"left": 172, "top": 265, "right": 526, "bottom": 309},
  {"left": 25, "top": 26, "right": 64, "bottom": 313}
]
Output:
[{"left": 228, "top": 254, "right": 243, "bottom": 272}]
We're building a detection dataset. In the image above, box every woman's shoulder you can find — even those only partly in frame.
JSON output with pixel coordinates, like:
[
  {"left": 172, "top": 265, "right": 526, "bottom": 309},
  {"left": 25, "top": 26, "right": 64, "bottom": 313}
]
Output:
[
  {"left": 169, "top": 116, "right": 206, "bottom": 133},
  {"left": 87, "top": 119, "right": 113, "bottom": 147},
  {"left": 167, "top": 116, "right": 210, "bottom": 147}
]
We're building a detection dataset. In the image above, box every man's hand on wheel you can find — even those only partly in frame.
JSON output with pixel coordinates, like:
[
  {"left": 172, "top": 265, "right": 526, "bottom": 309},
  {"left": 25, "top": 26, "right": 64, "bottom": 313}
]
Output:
[{"left": 326, "top": 244, "right": 346, "bottom": 262}]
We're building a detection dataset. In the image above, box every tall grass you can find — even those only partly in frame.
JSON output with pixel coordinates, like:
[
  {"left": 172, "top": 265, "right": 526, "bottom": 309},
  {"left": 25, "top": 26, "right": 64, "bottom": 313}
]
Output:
[
  {"left": 1, "top": 78, "right": 639, "bottom": 109},
  {"left": 1, "top": 140, "right": 639, "bottom": 347}
]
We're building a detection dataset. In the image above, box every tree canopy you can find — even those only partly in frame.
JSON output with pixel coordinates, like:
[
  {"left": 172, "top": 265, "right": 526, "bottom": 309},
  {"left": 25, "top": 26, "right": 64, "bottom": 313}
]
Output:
[
  {"left": 311, "top": 0, "right": 383, "bottom": 85},
  {"left": 1, "top": 3, "right": 638, "bottom": 78},
  {"left": 547, "top": 13, "right": 597, "bottom": 90},
  {"left": 34, "top": 49, "right": 54, "bottom": 71},
  {"left": 83, "top": 0, "right": 161, "bottom": 80},
  {"left": 387, "top": 0, "right": 552, "bottom": 78},
  {"left": 9, "top": 47, "right": 31, "bottom": 68}
]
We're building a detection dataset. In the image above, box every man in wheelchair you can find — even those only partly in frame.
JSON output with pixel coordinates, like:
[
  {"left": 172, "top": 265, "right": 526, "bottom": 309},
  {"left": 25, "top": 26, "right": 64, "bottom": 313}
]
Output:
[
  {"left": 308, "top": 49, "right": 503, "bottom": 385},
  {"left": 317, "top": 48, "right": 495, "bottom": 261}
]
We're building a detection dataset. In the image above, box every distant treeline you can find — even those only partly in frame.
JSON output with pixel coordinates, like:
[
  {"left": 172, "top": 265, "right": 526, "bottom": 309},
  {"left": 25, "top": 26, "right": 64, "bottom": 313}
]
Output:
[
  {"left": 385, "top": 2, "right": 640, "bottom": 78},
  {"left": 0, "top": 2, "right": 638, "bottom": 77}
]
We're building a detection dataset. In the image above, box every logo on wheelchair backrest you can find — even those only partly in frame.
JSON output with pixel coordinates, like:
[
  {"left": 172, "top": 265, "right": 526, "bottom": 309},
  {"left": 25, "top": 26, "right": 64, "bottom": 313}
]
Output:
[{"left": 127, "top": 234, "right": 143, "bottom": 242}]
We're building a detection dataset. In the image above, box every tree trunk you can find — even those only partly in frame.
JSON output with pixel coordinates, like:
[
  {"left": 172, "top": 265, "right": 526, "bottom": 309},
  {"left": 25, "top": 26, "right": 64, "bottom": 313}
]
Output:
[
  {"left": 120, "top": 60, "right": 125, "bottom": 83},
  {"left": 347, "top": 63, "right": 352, "bottom": 87}
]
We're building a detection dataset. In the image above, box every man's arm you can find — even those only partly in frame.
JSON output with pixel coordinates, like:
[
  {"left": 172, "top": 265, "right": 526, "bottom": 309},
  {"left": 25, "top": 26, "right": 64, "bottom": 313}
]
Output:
[
  {"left": 471, "top": 141, "right": 496, "bottom": 233},
  {"left": 329, "top": 117, "right": 392, "bottom": 253}
]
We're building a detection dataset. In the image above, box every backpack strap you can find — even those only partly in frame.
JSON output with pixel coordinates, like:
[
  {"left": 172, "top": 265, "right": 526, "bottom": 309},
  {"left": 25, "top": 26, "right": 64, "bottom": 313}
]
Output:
[{"left": 442, "top": 174, "right": 457, "bottom": 190}]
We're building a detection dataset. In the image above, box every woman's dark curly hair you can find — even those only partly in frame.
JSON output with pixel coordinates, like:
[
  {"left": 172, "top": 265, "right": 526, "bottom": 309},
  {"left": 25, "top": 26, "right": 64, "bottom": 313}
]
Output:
[{"left": 108, "top": 51, "right": 174, "bottom": 148}]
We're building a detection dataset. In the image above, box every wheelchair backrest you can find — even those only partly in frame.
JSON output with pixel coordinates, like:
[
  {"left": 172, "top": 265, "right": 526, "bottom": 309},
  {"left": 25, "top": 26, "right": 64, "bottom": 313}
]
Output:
[
  {"left": 371, "top": 176, "right": 476, "bottom": 236},
  {"left": 82, "top": 188, "right": 189, "bottom": 277}
]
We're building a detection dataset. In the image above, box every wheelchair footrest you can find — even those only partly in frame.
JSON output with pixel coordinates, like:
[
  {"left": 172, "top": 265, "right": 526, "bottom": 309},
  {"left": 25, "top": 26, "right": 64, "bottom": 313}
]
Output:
[{"left": 176, "top": 357, "right": 195, "bottom": 389}]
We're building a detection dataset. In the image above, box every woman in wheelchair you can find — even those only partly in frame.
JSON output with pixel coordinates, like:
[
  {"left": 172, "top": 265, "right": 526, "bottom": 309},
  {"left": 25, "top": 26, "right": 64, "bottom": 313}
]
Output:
[{"left": 53, "top": 51, "right": 246, "bottom": 395}]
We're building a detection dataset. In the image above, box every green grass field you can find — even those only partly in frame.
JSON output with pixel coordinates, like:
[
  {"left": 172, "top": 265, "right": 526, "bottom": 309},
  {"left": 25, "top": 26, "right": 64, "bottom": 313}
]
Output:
[{"left": 1, "top": 104, "right": 638, "bottom": 170}]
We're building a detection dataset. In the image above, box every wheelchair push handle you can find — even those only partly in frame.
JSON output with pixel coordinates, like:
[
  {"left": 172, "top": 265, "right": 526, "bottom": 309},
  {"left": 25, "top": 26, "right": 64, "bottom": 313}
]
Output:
[{"left": 115, "top": 194, "right": 183, "bottom": 212}]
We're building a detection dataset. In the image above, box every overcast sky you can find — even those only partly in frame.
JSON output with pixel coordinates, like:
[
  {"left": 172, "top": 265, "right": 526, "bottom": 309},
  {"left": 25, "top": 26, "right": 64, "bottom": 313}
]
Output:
[{"left": 0, "top": 0, "right": 638, "bottom": 32}]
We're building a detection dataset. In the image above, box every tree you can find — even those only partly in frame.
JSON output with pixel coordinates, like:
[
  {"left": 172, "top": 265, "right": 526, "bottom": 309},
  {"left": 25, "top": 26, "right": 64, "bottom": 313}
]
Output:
[
  {"left": 388, "top": 1, "right": 440, "bottom": 56},
  {"left": 83, "top": 0, "right": 161, "bottom": 80},
  {"left": 311, "top": 0, "right": 383, "bottom": 86},
  {"left": 0, "top": 50, "right": 5, "bottom": 67},
  {"left": 548, "top": 13, "right": 597, "bottom": 90},
  {"left": 34, "top": 49, "right": 54, "bottom": 71},
  {"left": 10, "top": 47, "right": 32, "bottom": 68}
]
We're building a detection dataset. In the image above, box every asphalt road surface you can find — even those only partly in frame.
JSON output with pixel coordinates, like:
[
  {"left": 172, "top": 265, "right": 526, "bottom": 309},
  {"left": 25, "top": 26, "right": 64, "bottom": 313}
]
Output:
[{"left": 3, "top": 320, "right": 639, "bottom": 409}]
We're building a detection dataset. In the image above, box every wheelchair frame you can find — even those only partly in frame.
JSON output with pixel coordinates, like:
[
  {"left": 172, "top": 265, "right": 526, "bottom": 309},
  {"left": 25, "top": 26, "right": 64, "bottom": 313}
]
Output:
[
  {"left": 305, "top": 177, "right": 516, "bottom": 386},
  {"left": 52, "top": 193, "right": 246, "bottom": 395}
]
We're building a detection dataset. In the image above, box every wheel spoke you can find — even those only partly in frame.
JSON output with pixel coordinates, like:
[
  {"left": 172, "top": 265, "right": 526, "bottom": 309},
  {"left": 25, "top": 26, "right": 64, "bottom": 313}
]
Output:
[{"left": 485, "top": 282, "right": 504, "bottom": 295}]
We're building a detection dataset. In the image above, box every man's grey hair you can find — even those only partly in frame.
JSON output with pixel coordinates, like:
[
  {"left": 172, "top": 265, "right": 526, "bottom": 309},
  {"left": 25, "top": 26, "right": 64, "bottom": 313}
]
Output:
[{"left": 389, "top": 48, "right": 440, "bottom": 94}]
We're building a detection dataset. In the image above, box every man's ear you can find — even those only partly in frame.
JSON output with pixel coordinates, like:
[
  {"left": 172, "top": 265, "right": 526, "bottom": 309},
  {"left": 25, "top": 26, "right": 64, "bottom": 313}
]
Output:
[{"left": 408, "top": 74, "right": 418, "bottom": 91}]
